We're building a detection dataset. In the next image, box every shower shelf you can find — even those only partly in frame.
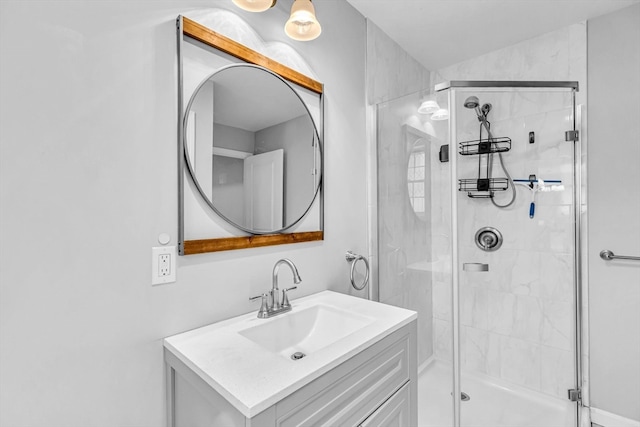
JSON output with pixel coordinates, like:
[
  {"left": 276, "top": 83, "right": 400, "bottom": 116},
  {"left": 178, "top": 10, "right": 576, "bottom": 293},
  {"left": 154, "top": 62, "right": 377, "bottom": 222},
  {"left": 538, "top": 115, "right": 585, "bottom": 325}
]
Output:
[
  {"left": 459, "top": 137, "right": 511, "bottom": 155},
  {"left": 458, "top": 178, "right": 509, "bottom": 198}
]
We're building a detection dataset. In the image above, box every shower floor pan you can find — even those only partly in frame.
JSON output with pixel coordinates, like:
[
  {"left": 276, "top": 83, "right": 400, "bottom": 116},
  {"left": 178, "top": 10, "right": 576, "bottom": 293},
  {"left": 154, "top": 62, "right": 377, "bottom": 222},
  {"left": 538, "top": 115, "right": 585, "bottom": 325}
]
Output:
[{"left": 418, "top": 360, "right": 575, "bottom": 427}]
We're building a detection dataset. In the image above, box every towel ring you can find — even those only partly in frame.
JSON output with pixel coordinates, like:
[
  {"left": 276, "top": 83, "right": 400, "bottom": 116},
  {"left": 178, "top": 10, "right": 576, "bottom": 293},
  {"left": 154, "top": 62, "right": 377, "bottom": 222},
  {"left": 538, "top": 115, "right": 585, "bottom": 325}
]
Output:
[{"left": 345, "top": 251, "right": 369, "bottom": 291}]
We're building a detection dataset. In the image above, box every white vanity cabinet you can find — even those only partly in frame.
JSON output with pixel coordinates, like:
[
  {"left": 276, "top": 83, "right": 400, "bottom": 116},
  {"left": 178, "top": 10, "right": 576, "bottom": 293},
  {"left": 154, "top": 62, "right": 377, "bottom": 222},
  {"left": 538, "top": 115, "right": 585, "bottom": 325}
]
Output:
[
  {"left": 165, "top": 320, "right": 417, "bottom": 427},
  {"left": 359, "top": 382, "right": 411, "bottom": 427}
]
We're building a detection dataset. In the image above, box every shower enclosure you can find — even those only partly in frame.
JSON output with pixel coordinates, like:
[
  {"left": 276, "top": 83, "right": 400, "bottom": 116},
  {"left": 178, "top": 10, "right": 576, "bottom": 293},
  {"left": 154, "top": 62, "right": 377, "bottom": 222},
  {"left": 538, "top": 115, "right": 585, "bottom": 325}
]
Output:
[{"left": 375, "top": 81, "right": 582, "bottom": 427}]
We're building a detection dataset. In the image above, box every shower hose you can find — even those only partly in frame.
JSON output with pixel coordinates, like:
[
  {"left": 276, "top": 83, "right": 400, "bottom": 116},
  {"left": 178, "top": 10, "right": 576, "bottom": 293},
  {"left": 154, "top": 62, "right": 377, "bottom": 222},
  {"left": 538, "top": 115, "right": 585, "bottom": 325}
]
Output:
[{"left": 482, "top": 124, "right": 517, "bottom": 208}]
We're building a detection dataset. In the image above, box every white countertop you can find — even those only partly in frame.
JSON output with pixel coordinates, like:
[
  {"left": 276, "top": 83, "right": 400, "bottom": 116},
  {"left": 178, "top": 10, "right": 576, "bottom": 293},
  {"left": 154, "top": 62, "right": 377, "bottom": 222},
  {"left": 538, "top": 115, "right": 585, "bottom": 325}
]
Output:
[{"left": 163, "top": 290, "right": 417, "bottom": 418}]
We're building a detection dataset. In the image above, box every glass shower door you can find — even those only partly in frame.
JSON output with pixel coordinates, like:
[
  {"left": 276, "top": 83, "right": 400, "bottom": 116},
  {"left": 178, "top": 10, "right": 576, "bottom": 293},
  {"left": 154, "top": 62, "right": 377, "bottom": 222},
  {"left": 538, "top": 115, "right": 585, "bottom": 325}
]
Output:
[
  {"left": 375, "top": 90, "right": 453, "bottom": 427},
  {"left": 449, "top": 85, "right": 579, "bottom": 427}
]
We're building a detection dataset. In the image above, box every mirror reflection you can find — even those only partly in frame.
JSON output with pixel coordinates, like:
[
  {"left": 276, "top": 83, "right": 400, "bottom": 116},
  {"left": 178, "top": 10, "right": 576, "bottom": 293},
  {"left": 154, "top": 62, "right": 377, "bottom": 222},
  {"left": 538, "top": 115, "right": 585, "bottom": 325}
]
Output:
[
  {"left": 185, "top": 64, "right": 322, "bottom": 234},
  {"left": 407, "top": 138, "right": 428, "bottom": 221}
]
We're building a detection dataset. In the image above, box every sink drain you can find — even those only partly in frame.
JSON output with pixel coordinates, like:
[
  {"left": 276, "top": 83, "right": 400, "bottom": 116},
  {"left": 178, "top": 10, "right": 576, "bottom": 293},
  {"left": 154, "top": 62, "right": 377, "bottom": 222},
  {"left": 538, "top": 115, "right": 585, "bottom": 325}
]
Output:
[{"left": 291, "top": 352, "right": 306, "bottom": 360}]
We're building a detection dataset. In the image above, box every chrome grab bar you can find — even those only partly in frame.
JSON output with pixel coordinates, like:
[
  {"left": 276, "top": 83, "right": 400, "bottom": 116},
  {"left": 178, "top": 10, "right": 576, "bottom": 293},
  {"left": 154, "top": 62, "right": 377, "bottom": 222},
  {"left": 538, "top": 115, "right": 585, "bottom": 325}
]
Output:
[{"left": 600, "top": 249, "right": 640, "bottom": 262}]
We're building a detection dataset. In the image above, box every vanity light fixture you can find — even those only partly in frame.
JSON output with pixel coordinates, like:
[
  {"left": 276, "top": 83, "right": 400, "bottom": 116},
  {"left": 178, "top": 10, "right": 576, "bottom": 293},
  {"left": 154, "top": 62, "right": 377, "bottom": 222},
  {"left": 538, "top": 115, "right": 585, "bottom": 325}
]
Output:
[
  {"left": 232, "top": 0, "right": 276, "bottom": 12},
  {"left": 418, "top": 100, "right": 439, "bottom": 115},
  {"left": 430, "top": 108, "right": 450, "bottom": 121},
  {"left": 231, "top": 0, "right": 322, "bottom": 41},
  {"left": 285, "top": 0, "right": 322, "bottom": 41}
]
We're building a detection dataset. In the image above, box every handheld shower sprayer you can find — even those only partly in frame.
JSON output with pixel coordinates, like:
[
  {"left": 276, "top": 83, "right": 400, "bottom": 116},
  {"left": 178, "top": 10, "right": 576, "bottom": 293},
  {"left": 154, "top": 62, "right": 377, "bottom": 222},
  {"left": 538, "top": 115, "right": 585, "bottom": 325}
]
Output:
[{"left": 481, "top": 103, "right": 492, "bottom": 117}]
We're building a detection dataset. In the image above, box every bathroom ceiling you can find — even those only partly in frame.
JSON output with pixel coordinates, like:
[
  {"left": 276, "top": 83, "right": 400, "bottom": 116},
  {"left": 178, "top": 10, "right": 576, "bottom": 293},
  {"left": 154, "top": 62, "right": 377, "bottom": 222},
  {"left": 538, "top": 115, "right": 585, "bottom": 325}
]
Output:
[{"left": 344, "top": 0, "right": 640, "bottom": 70}]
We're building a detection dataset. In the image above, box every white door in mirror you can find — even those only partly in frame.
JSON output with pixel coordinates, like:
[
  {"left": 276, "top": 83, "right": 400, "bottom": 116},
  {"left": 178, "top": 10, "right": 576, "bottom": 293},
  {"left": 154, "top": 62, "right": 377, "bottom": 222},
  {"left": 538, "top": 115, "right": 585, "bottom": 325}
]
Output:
[
  {"left": 152, "top": 246, "right": 176, "bottom": 285},
  {"left": 244, "top": 149, "right": 284, "bottom": 232}
]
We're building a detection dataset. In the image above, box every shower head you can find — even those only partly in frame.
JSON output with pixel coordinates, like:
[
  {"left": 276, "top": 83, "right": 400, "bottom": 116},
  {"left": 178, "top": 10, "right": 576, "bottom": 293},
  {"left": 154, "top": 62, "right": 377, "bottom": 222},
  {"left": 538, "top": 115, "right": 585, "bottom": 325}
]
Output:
[
  {"left": 464, "top": 96, "right": 492, "bottom": 119},
  {"left": 464, "top": 96, "right": 480, "bottom": 109},
  {"left": 464, "top": 95, "right": 494, "bottom": 139}
]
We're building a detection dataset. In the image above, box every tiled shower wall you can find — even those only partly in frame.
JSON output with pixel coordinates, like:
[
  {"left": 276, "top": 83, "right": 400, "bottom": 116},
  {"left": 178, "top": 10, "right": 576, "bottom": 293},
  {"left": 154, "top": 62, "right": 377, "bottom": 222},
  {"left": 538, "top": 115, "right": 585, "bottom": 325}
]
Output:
[
  {"left": 366, "top": 20, "right": 433, "bottom": 366},
  {"left": 433, "top": 90, "right": 576, "bottom": 399},
  {"left": 430, "top": 23, "right": 587, "bottom": 400},
  {"left": 370, "top": 19, "right": 586, "bottom": 397},
  {"left": 377, "top": 101, "right": 434, "bottom": 366}
]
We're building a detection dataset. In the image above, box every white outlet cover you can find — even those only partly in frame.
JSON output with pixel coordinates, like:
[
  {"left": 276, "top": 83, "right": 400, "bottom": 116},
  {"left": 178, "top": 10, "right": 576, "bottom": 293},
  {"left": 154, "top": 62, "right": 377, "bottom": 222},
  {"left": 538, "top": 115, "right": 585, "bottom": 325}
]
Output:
[{"left": 152, "top": 245, "right": 176, "bottom": 285}]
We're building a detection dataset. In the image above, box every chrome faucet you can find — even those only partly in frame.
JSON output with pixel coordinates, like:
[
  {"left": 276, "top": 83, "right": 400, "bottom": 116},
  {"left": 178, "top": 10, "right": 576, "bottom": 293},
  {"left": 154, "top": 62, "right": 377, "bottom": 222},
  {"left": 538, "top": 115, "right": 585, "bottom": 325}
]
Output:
[
  {"left": 249, "top": 258, "right": 301, "bottom": 318},
  {"left": 272, "top": 258, "right": 301, "bottom": 309}
]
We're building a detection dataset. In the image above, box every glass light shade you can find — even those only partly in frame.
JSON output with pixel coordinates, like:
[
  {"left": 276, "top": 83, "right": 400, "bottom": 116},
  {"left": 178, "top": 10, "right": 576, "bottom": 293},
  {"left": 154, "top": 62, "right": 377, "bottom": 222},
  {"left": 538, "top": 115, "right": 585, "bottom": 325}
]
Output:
[
  {"left": 285, "top": 0, "right": 322, "bottom": 41},
  {"left": 418, "top": 100, "right": 439, "bottom": 114},
  {"left": 430, "top": 108, "right": 450, "bottom": 121},
  {"left": 232, "top": 0, "right": 276, "bottom": 12}
]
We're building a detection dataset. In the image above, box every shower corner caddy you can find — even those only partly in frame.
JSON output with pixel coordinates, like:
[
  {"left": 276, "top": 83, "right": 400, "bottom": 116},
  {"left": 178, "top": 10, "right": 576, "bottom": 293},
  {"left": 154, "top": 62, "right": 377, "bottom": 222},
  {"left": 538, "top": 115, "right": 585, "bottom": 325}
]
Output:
[
  {"left": 458, "top": 137, "right": 511, "bottom": 198},
  {"left": 459, "top": 137, "right": 511, "bottom": 156}
]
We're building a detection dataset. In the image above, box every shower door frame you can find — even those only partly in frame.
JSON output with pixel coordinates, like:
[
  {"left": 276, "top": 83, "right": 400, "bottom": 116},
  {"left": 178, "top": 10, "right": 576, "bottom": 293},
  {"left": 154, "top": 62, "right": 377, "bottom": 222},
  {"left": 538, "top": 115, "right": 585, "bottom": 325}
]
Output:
[{"left": 436, "top": 80, "right": 583, "bottom": 427}]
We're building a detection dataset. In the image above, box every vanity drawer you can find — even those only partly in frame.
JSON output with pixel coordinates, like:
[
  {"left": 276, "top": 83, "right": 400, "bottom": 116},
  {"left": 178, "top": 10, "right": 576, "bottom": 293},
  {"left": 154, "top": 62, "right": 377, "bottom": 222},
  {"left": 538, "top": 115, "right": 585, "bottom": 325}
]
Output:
[
  {"left": 359, "top": 382, "right": 410, "bottom": 427},
  {"left": 275, "top": 328, "right": 410, "bottom": 427}
]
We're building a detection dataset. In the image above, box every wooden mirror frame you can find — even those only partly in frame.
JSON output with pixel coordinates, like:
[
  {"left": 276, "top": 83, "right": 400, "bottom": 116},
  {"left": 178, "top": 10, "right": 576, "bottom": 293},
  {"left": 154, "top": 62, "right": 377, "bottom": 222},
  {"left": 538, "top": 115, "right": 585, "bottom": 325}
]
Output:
[{"left": 177, "top": 16, "right": 324, "bottom": 255}]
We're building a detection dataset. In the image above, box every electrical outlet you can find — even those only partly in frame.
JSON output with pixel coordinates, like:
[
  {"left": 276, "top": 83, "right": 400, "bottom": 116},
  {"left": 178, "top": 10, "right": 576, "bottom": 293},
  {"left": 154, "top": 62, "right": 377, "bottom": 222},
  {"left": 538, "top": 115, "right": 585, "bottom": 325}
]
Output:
[
  {"left": 152, "top": 246, "right": 176, "bottom": 285},
  {"left": 159, "top": 254, "right": 171, "bottom": 276}
]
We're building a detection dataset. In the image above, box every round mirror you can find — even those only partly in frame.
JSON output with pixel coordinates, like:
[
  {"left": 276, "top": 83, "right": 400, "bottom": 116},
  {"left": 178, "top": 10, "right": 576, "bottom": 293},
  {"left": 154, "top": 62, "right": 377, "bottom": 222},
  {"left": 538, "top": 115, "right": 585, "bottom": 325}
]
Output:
[{"left": 184, "top": 64, "right": 322, "bottom": 234}]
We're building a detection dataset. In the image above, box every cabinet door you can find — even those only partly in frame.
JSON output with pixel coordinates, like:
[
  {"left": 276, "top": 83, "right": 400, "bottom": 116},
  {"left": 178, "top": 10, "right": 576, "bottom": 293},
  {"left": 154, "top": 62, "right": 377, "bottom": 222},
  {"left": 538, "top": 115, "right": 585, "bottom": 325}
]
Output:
[
  {"left": 275, "top": 331, "right": 410, "bottom": 427},
  {"left": 359, "top": 383, "right": 410, "bottom": 427}
]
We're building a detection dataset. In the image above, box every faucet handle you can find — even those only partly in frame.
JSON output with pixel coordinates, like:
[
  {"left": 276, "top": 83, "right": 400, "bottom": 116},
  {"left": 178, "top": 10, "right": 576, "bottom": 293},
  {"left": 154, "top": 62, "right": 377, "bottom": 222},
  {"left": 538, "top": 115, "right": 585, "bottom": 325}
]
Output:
[
  {"left": 281, "top": 286, "right": 297, "bottom": 308},
  {"left": 249, "top": 293, "right": 270, "bottom": 318},
  {"left": 249, "top": 292, "right": 268, "bottom": 301}
]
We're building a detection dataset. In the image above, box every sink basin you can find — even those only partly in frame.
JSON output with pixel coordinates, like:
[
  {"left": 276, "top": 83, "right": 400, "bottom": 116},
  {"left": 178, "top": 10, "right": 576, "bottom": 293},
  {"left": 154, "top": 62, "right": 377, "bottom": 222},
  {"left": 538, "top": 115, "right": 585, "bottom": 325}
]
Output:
[
  {"left": 238, "top": 304, "right": 374, "bottom": 359},
  {"left": 164, "top": 290, "right": 417, "bottom": 417}
]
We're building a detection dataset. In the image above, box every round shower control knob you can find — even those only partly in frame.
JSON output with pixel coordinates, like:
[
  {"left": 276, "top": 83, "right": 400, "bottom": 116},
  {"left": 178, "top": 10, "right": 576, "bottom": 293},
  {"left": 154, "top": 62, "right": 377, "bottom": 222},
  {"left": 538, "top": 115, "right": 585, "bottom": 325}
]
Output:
[{"left": 475, "top": 227, "right": 503, "bottom": 252}]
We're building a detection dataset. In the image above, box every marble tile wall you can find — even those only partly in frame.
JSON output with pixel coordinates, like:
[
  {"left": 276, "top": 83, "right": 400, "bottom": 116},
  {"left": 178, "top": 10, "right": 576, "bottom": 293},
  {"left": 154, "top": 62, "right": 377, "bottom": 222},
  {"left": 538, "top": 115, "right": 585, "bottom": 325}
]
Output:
[
  {"left": 433, "top": 91, "right": 578, "bottom": 399},
  {"left": 366, "top": 21, "right": 431, "bottom": 105},
  {"left": 429, "top": 23, "right": 587, "bottom": 400},
  {"left": 366, "top": 20, "right": 433, "bottom": 366},
  {"left": 371, "top": 19, "right": 586, "bottom": 399},
  {"left": 459, "top": 94, "right": 573, "bottom": 397},
  {"left": 376, "top": 94, "right": 434, "bottom": 366}
]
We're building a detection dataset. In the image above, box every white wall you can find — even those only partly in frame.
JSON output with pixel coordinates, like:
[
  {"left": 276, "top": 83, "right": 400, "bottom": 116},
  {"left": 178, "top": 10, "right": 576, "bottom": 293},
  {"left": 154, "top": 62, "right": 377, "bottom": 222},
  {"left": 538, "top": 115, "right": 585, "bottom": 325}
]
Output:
[
  {"left": 213, "top": 123, "right": 255, "bottom": 153},
  {"left": 587, "top": 3, "right": 640, "bottom": 422},
  {"left": 0, "top": 1, "right": 368, "bottom": 425},
  {"left": 255, "top": 115, "right": 316, "bottom": 225}
]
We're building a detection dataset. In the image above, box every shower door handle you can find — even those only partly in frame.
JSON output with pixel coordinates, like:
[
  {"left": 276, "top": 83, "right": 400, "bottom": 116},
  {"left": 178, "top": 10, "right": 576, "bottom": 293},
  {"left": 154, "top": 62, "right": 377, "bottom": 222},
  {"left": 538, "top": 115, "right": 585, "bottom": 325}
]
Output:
[{"left": 463, "top": 263, "right": 489, "bottom": 272}]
